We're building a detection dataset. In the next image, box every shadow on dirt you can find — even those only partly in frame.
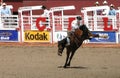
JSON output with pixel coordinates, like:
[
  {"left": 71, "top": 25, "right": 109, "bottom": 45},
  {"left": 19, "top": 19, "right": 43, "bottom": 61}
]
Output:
[{"left": 58, "top": 66, "right": 88, "bottom": 69}]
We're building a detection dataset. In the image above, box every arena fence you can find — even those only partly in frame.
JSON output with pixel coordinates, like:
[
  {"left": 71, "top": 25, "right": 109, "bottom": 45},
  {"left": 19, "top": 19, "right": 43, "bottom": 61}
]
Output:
[
  {"left": 0, "top": 15, "right": 20, "bottom": 42},
  {"left": 0, "top": 5, "right": 120, "bottom": 44}
]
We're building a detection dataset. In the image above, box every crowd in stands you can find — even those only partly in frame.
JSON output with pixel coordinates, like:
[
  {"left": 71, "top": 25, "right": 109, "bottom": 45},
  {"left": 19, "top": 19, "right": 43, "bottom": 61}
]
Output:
[
  {"left": 0, "top": 1, "right": 117, "bottom": 17},
  {"left": 94, "top": 0, "right": 116, "bottom": 16}
]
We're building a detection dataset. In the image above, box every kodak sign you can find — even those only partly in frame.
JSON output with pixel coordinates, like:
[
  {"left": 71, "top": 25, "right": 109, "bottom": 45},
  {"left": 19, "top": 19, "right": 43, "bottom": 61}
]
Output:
[{"left": 24, "top": 31, "right": 50, "bottom": 42}]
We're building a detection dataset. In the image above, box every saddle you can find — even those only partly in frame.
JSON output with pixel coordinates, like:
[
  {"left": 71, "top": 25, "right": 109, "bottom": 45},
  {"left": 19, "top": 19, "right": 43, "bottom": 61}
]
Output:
[{"left": 67, "top": 28, "right": 83, "bottom": 47}]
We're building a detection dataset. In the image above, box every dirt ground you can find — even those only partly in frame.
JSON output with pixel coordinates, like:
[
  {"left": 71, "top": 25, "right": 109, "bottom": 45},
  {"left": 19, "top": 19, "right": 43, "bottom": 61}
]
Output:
[{"left": 0, "top": 44, "right": 120, "bottom": 78}]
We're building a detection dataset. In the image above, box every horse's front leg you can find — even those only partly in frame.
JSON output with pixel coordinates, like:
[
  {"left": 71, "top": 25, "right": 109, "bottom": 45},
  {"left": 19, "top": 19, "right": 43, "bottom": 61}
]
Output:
[{"left": 64, "top": 50, "right": 70, "bottom": 68}]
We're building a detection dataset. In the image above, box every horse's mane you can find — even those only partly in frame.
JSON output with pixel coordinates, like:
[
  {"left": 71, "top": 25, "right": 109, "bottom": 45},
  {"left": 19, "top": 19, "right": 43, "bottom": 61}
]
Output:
[
  {"left": 79, "top": 24, "right": 89, "bottom": 33},
  {"left": 72, "top": 24, "right": 90, "bottom": 40}
]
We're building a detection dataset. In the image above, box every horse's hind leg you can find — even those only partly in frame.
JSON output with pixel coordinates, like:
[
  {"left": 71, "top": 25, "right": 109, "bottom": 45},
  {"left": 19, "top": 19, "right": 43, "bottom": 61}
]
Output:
[
  {"left": 64, "top": 50, "right": 70, "bottom": 68},
  {"left": 67, "top": 51, "right": 75, "bottom": 66}
]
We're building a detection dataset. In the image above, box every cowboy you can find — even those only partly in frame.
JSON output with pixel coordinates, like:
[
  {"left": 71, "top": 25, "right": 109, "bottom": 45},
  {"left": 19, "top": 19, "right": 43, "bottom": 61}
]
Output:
[
  {"left": 66, "top": 16, "right": 82, "bottom": 46},
  {"left": 71, "top": 16, "right": 82, "bottom": 32}
]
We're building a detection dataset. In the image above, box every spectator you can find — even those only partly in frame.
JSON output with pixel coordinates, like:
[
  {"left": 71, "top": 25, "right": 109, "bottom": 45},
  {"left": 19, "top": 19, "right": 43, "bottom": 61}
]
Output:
[
  {"left": 0, "top": 3, "right": 12, "bottom": 26},
  {"left": 108, "top": 4, "right": 116, "bottom": 16},
  {"left": 103, "top": 0, "right": 108, "bottom": 5},
  {"left": 102, "top": 0, "right": 108, "bottom": 15},
  {"left": 1, "top": 3, "right": 12, "bottom": 16},
  {"left": 41, "top": 5, "right": 49, "bottom": 17},
  {"left": 94, "top": 1, "right": 102, "bottom": 15},
  {"left": 41, "top": 5, "right": 51, "bottom": 30},
  {"left": 95, "top": 1, "right": 99, "bottom": 6}
]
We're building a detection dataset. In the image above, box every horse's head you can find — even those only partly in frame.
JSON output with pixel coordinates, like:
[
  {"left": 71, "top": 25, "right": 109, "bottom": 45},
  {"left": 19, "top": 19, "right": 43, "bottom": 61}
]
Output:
[
  {"left": 79, "top": 24, "right": 99, "bottom": 39},
  {"left": 57, "top": 38, "right": 67, "bottom": 56},
  {"left": 79, "top": 24, "right": 89, "bottom": 34}
]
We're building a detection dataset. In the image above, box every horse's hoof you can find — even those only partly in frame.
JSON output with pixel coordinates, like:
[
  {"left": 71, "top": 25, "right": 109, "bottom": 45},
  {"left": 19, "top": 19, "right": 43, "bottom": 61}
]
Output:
[
  {"left": 63, "top": 65, "right": 67, "bottom": 68},
  {"left": 63, "top": 65, "right": 70, "bottom": 68},
  {"left": 67, "top": 64, "right": 70, "bottom": 66}
]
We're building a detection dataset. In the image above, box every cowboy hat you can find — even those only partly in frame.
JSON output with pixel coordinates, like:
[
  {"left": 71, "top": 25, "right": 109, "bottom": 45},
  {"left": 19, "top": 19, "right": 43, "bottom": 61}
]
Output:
[
  {"left": 2, "top": 3, "right": 7, "bottom": 6},
  {"left": 110, "top": 4, "right": 114, "bottom": 7},
  {"left": 103, "top": 0, "right": 108, "bottom": 4},
  {"left": 95, "top": 1, "right": 99, "bottom": 4},
  {"left": 76, "top": 16, "right": 82, "bottom": 20}
]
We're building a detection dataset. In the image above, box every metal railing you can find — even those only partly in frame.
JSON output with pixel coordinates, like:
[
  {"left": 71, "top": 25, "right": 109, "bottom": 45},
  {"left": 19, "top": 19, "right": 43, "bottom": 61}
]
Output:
[
  {"left": 84, "top": 15, "right": 119, "bottom": 31},
  {"left": 0, "top": 15, "right": 19, "bottom": 30}
]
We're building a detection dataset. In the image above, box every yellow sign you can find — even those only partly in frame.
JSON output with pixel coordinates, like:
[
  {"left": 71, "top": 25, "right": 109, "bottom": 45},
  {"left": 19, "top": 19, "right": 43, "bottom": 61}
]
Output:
[{"left": 24, "top": 31, "right": 50, "bottom": 42}]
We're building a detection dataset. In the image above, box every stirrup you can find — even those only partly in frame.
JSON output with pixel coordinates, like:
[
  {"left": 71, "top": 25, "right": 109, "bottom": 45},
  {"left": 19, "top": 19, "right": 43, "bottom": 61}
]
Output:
[
  {"left": 66, "top": 43, "right": 70, "bottom": 46},
  {"left": 66, "top": 37, "right": 70, "bottom": 46}
]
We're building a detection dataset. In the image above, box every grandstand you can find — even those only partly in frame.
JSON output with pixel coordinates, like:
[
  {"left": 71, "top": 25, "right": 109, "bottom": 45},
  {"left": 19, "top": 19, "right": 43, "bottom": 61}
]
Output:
[{"left": 2, "top": 0, "right": 120, "bottom": 15}]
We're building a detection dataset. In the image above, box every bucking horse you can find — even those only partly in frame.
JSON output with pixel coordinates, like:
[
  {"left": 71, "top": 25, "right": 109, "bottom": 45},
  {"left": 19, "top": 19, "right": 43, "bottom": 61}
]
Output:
[{"left": 57, "top": 24, "right": 107, "bottom": 68}]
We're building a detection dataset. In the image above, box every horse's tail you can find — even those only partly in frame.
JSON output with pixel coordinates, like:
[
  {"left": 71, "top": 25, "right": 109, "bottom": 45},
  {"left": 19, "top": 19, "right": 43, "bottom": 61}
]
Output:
[{"left": 58, "top": 37, "right": 67, "bottom": 56}]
